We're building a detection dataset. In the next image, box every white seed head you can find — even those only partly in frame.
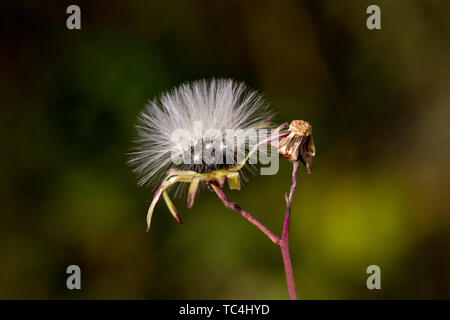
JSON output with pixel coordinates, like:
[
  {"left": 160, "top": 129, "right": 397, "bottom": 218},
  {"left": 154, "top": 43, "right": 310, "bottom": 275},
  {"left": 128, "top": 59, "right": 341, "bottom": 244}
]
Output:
[{"left": 128, "top": 79, "right": 274, "bottom": 186}]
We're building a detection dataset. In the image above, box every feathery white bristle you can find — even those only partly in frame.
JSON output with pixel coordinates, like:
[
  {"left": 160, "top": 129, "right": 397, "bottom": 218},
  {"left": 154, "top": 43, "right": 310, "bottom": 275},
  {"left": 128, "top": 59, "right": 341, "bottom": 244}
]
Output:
[{"left": 128, "top": 78, "right": 274, "bottom": 187}]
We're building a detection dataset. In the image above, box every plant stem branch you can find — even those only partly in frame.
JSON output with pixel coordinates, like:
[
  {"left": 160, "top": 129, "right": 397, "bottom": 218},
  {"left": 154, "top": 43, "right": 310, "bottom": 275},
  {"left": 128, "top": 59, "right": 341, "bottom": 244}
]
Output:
[
  {"left": 209, "top": 160, "right": 300, "bottom": 300},
  {"left": 210, "top": 183, "right": 280, "bottom": 244},
  {"left": 279, "top": 160, "right": 299, "bottom": 300}
]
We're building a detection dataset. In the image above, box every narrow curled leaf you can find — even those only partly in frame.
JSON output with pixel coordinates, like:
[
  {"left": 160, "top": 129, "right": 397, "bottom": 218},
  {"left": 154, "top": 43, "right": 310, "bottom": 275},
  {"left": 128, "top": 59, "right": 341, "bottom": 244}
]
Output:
[
  {"left": 230, "top": 129, "right": 289, "bottom": 172},
  {"left": 187, "top": 177, "right": 200, "bottom": 208},
  {"left": 252, "top": 116, "right": 274, "bottom": 128},
  {"left": 146, "top": 177, "right": 180, "bottom": 230},
  {"left": 163, "top": 191, "right": 183, "bottom": 224},
  {"left": 226, "top": 172, "right": 241, "bottom": 190}
]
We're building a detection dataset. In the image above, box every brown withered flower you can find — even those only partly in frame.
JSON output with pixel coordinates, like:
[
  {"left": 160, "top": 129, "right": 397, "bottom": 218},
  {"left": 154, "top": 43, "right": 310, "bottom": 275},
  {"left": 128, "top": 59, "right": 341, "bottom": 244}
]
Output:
[{"left": 278, "top": 120, "right": 316, "bottom": 174}]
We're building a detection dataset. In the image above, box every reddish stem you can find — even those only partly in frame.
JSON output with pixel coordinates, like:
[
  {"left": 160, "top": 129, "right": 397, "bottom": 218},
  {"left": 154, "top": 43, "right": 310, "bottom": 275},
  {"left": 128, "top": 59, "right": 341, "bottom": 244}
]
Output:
[
  {"left": 279, "top": 160, "right": 299, "bottom": 300},
  {"left": 210, "top": 184, "right": 280, "bottom": 244},
  {"left": 209, "top": 160, "right": 300, "bottom": 300}
]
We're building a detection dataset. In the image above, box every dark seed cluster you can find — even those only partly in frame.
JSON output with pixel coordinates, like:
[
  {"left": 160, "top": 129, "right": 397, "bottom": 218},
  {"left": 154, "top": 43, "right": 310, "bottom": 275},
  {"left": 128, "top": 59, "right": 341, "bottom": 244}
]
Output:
[{"left": 182, "top": 136, "right": 239, "bottom": 173}]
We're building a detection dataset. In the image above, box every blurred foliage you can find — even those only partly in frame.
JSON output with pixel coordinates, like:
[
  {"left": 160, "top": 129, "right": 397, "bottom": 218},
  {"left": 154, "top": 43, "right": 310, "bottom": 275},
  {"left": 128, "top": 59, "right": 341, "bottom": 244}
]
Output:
[{"left": 1, "top": 0, "right": 449, "bottom": 299}]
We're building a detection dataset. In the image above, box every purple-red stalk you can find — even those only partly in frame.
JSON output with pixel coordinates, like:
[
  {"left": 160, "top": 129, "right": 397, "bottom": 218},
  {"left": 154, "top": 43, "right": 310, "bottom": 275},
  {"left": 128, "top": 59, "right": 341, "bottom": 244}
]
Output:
[
  {"left": 210, "top": 160, "right": 300, "bottom": 299},
  {"left": 279, "top": 160, "right": 299, "bottom": 300},
  {"left": 210, "top": 184, "right": 280, "bottom": 244}
]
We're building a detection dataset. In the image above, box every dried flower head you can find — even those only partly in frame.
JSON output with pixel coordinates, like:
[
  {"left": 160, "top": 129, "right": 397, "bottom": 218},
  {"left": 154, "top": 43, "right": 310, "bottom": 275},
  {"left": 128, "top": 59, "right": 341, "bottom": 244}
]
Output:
[
  {"left": 278, "top": 120, "right": 316, "bottom": 174},
  {"left": 128, "top": 79, "right": 288, "bottom": 229}
]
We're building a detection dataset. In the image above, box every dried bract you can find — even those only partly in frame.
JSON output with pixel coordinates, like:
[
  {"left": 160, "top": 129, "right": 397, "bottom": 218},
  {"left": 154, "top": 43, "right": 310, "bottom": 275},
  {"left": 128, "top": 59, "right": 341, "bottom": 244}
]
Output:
[{"left": 278, "top": 120, "right": 316, "bottom": 174}]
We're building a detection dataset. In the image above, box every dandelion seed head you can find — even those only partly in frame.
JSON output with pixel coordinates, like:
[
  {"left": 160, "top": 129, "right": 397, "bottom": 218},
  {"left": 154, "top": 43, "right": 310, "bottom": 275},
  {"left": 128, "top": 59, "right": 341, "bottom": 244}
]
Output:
[{"left": 128, "top": 78, "right": 274, "bottom": 187}]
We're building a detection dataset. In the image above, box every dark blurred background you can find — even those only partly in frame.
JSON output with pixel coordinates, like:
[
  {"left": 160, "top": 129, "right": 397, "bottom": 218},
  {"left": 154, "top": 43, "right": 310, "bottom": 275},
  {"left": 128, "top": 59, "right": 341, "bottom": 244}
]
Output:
[{"left": 1, "top": 0, "right": 449, "bottom": 299}]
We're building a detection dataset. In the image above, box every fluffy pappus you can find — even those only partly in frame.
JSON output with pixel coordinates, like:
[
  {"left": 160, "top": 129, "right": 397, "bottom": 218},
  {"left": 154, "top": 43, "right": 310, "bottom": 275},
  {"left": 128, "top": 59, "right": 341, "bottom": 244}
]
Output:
[{"left": 128, "top": 79, "right": 275, "bottom": 188}]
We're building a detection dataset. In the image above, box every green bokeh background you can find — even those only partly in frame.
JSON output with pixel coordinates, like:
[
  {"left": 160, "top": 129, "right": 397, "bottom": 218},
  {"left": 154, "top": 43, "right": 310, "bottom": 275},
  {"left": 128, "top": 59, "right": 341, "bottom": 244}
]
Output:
[{"left": 1, "top": 0, "right": 449, "bottom": 299}]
